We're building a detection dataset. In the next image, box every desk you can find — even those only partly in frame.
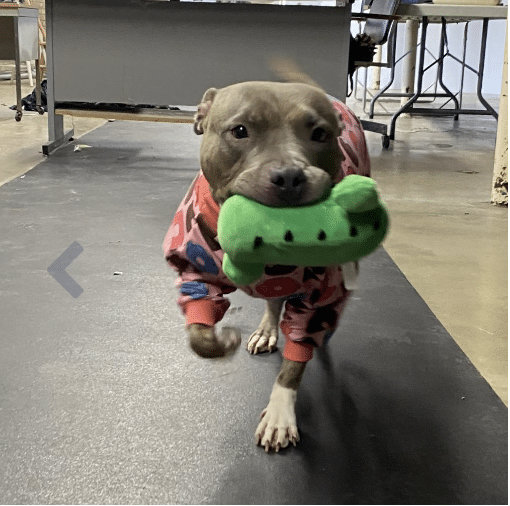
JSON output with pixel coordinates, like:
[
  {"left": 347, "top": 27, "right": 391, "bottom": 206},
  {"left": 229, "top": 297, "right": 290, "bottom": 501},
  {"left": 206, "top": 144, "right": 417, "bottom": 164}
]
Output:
[
  {"left": 0, "top": 5, "right": 42, "bottom": 121},
  {"left": 43, "top": 0, "right": 352, "bottom": 155},
  {"left": 372, "top": 4, "right": 508, "bottom": 143}
]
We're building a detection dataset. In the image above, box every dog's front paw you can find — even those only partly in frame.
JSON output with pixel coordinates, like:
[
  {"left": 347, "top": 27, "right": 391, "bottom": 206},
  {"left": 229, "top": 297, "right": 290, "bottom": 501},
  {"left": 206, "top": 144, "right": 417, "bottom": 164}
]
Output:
[
  {"left": 255, "top": 384, "right": 299, "bottom": 452},
  {"left": 187, "top": 324, "right": 241, "bottom": 358},
  {"left": 247, "top": 321, "right": 278, "bottom": 354}
]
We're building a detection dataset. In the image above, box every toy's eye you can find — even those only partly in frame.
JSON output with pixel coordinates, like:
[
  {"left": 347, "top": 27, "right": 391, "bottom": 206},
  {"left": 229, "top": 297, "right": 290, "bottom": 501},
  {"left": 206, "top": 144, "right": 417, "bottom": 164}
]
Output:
[
  {"left": 253, "top": 236, "right": 264, "bottom": 249},
  {"left": 311, "top": 127, "right": 328, "bottom": 142},
  {"left": 284, "top": 230, "right": 294, "bottom": 242},
  {"left": 231, "top": 125, "right": 249, "bottom": 139}
]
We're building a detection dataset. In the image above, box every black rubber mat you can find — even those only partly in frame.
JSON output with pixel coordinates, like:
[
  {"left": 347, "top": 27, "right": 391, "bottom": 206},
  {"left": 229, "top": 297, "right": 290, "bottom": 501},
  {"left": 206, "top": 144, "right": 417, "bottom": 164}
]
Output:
[{"left": 0, "top": 121, "right": 506, "bottom": 504}]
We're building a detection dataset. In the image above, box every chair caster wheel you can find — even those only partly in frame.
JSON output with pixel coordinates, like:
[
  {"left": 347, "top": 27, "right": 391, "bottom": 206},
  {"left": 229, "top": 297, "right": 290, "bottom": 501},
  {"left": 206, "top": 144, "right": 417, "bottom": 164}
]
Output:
[
  {"left": 382, "top": 135, "right": 390, "bottom": 149},
  {"left": 15, "top": 110, "right": 22, "bottom": 122}
]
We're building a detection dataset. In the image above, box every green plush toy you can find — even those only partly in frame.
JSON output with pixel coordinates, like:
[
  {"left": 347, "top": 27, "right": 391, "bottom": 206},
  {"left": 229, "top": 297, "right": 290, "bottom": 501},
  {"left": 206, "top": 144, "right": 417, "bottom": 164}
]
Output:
[{"left": 217, "top": 175, "right": 389, "bottom": 285}]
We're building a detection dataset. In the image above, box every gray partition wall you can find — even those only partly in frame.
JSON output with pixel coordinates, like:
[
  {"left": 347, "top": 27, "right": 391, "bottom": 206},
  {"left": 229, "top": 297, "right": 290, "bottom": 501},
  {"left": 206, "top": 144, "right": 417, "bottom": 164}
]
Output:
[{"left": 48, "top": 0, "right": 351, "bottom": 107}]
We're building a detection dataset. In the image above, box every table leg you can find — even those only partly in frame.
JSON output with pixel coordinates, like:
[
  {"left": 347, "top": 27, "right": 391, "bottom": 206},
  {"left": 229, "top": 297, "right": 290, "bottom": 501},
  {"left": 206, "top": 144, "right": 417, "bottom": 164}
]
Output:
[
  {"left": 42, "top": 0, "right": 74, "bottom": 155},
  {"left": 477, "top": 18, "right": 498, "bottom": 120},
  {"left": 437, "top": 18, "right": 460, "bottom": 120},
  {"left": 13, "top": 19, "right": 23, "bottom": 122},
  {"left": 459, "top": 22, "right": 470, "bottom": 110}
]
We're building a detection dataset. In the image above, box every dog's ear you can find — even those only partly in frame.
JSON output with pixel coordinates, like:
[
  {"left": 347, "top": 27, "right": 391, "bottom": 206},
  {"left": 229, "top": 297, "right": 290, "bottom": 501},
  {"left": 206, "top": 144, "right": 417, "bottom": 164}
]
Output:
[
  {"left": 269, "top": 56, "right": 322, "bottom": 90},
  {"left": 194, "top": 88, "right": 217, "bottom": 135}
]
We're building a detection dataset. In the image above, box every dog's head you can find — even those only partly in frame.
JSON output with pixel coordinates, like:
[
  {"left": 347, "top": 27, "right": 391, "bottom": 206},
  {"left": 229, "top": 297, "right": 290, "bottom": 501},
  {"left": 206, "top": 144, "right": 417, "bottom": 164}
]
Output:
[{"left": 194, "top": 81, "right": 345, "bottom": 207}]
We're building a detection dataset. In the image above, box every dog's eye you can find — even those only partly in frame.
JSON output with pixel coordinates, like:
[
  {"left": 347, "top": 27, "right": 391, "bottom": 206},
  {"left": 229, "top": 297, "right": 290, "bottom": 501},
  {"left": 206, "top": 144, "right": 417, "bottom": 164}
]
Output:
[
  {"left": 311, "top": 127, "right": 328, "bottom": 143},
  {"left": 231, "top": 125, "right": 249, "bottom": 139}
]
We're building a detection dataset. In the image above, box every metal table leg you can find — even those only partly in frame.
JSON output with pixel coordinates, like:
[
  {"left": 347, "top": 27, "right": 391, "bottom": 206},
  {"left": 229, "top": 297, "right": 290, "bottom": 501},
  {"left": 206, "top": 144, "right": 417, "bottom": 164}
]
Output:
[
  {"left": 378, "top": 15, "right": 499, "bottom": 144},
  {"left": 42, "top": 0, "right": 74, "bottom": 155},
  {"left": 13, "top": 18, "right": 23, "bottom": 122},
  {"left": 459, "top": 22, "right": 470, "bottom": 110},
  {"left": 437, "top": 18, "right": 460, "bottom": 120},
  {"left": 477, "top": 18, "right": 498, "bottom": 119}
]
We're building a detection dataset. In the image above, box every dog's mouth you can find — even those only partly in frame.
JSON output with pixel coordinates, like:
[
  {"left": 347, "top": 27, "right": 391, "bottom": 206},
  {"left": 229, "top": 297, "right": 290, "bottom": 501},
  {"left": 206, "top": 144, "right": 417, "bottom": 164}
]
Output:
[{"left": 224, "top": 165, "right": 335, "bottom": 208}]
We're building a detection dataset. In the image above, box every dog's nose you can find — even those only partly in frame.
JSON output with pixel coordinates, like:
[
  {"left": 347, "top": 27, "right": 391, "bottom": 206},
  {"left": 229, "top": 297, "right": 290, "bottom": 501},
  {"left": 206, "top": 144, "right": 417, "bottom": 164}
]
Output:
[{"left": 270, "top": 167, "right": 307, "bottom": 202}]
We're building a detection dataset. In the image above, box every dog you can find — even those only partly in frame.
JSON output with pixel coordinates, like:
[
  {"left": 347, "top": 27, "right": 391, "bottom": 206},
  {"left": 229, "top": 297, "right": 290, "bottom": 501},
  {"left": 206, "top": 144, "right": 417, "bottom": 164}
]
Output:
[{"left": 163, "top": 78, "right": 370, "bottom": 452}]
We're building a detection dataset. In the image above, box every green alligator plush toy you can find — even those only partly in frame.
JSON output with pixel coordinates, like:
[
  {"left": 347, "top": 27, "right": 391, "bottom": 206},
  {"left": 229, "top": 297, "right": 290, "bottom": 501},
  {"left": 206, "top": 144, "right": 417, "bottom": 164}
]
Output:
[{"left": 217, "top": 174, "right": 389, "bottom": 285}]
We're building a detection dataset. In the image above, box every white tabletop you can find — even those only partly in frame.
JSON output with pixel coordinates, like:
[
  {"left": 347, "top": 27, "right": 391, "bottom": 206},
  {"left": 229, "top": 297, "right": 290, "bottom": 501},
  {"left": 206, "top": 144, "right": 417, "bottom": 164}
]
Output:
[
  {"left": 148, "top": 0, "right": 350, "bottom": 6},
  {"left": 396, "top": 4, "right": 508, "bottom": 21},
  {"left": 0, "top": 5, "right": 38, "bottom": 17}
]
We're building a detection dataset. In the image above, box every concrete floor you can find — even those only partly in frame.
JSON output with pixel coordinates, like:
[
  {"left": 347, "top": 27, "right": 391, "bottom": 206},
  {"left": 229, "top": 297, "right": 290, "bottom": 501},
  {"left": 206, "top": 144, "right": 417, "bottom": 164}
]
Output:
[
  {"left": 356, "top": 99, "right": 508, "bottom": 407},
  {"left": 0, "top": 81, "right": 106, "bottom": 186},
  {"left": 1, "top": 80, "right": 507, "bottom": 404},
  {"left": 0, "top": 79, "right": 507, "bottom": 503}
]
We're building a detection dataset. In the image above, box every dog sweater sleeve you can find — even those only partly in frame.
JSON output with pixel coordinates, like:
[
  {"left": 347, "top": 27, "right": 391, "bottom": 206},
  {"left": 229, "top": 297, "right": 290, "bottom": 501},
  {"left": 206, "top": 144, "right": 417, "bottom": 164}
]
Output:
[
  {"left": 183, "top": 294, "right": 229, "bottom": 327},
  {"left": 163, "top": 172, "right": 237, "bottom": 327},
  {"left": 283, "top": 339, "right": 315, "bottom": 363}
]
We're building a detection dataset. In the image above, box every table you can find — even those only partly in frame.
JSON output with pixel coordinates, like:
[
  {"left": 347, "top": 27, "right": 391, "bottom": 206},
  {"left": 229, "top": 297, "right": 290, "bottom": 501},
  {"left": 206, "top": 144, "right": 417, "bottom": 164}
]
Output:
[
  {"left": 43, "top": 0, "right": 352, "bottom": 155},
  {"left": 0, "top": 5, "right": 42, "bottom": 121},
  {"left": 371, "top": 4, "right": 508, "bottom": 143}
]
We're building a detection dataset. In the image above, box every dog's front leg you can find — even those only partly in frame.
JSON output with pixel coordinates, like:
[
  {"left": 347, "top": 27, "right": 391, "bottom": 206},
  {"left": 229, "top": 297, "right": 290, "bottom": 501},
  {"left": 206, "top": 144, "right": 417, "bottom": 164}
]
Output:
[{"left": 256, "top": 358, "right": 306, "bottom": 452}]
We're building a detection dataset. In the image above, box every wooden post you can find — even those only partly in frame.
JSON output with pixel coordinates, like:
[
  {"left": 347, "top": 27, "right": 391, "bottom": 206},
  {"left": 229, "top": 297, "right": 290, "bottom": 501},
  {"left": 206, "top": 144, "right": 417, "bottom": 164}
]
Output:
[{"left": 491, "top": 18, "right": 508, "bottom": 206}]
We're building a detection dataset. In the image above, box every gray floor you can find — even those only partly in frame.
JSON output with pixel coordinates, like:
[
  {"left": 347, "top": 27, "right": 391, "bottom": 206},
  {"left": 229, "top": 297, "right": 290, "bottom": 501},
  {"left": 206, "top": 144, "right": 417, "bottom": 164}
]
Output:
[{"left": 0, "top": 121, "right": 507, "bottom": 504}]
